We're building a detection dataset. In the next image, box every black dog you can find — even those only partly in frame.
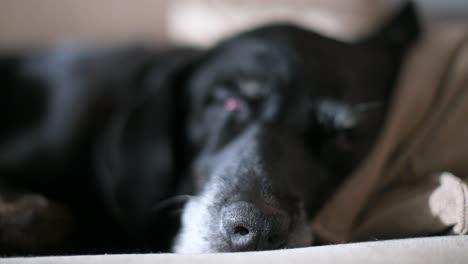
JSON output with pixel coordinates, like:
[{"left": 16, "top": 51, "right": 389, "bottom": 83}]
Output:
[
  {"left": 173, "top": 3, "right": 419, "bottom": 253},
  {"left": 0, "top": 3, "right": 419, "bottom": 255}
]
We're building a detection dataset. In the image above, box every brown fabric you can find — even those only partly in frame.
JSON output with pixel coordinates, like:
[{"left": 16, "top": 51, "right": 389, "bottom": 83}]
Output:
[{"left": 313, "top": 24, "right": 468, "bottom": 243}]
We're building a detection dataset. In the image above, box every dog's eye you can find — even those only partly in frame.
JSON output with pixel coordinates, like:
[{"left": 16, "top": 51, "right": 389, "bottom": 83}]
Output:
[
  {"left": 211, "top": 79, "right": 268, "bottom": 104},
  {"left": 224, "top": 98, "right": 241, "bottom": 111},
  {"left": 210, "top": 83, "right": 245, "bottom": 111}
]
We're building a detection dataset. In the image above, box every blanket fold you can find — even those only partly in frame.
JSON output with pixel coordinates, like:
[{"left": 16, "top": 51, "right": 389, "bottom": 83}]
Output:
[{"left": 313, "top": 24, "right": 468, "bottom": 243}]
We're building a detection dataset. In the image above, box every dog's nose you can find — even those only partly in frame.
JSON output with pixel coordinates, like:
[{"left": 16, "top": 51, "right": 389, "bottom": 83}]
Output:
[{"left": 221, "top": 201, "right": 289, "bottom": 251}]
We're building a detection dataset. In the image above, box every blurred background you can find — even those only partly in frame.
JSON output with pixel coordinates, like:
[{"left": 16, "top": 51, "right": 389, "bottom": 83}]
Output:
[{"left": 0, "top": 0, "right": 467, "bottom": 51}]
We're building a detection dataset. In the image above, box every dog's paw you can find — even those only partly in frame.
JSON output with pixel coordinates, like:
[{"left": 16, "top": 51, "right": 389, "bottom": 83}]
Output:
[{"left": 0, "top": 192, "right": 74, "bottom": 254}]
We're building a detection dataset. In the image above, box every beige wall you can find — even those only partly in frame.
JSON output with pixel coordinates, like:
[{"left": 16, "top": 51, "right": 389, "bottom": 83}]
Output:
[
  {"left": 0, "top": 0, "right": 169, "bottom": 50},
  {"left": 0, "top": 0, "right": 466, "bottom": 51},
  {"left": 0, "top": 0, "right": 399, "bottom": 50}
]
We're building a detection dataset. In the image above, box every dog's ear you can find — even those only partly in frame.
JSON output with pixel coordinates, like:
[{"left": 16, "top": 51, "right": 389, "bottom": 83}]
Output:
[
  {"left": 94, "top": 48, "right": 202, "bottom": 240},
  {"left": 364, "top": 2, "right": 420, "bottom": 50}
]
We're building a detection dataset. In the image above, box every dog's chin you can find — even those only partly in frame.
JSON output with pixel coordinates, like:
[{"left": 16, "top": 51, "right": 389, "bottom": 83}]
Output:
[{"left": 172, "top": 194, "right": 314, "bottom": 254}]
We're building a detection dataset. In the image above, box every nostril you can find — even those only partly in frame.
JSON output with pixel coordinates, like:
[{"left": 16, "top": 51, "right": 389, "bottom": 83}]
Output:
[
  {"left": 222, "top": 201, "right": 290, "bottom": 251},
  {"left": 233, "top": 226, "right": 249, "bottom": 236}
]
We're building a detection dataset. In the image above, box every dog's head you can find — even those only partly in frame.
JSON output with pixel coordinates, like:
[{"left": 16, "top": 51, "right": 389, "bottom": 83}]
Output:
[{"left": 174, "top": 3, "right": 419, "bottom": 253}]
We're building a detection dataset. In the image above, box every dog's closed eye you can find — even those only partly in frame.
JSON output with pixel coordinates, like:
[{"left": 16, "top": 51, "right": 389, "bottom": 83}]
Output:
[
  {"left": 210, "top": 78, "right": 270, "bottom": 107},
  {"left": 209, "top": 81, "right": 243, "bottom": 110},
  {"left": 222, "top": 79, "right": 269, "bottom": 111},
  {"left": 311, "top": 99, "right": 383, "bottom": 130},
  {"left": 314, "top": 99, "right": 357, "bottom": 130},
  {"left": 308, "top": 98, "right": 384, "bottom": 152}
]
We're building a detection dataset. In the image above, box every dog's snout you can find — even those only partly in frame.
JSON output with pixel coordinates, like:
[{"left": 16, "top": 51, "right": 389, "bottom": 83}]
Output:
[{"left": 221, "top": 202, "right": 289, "bottom": 251}]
